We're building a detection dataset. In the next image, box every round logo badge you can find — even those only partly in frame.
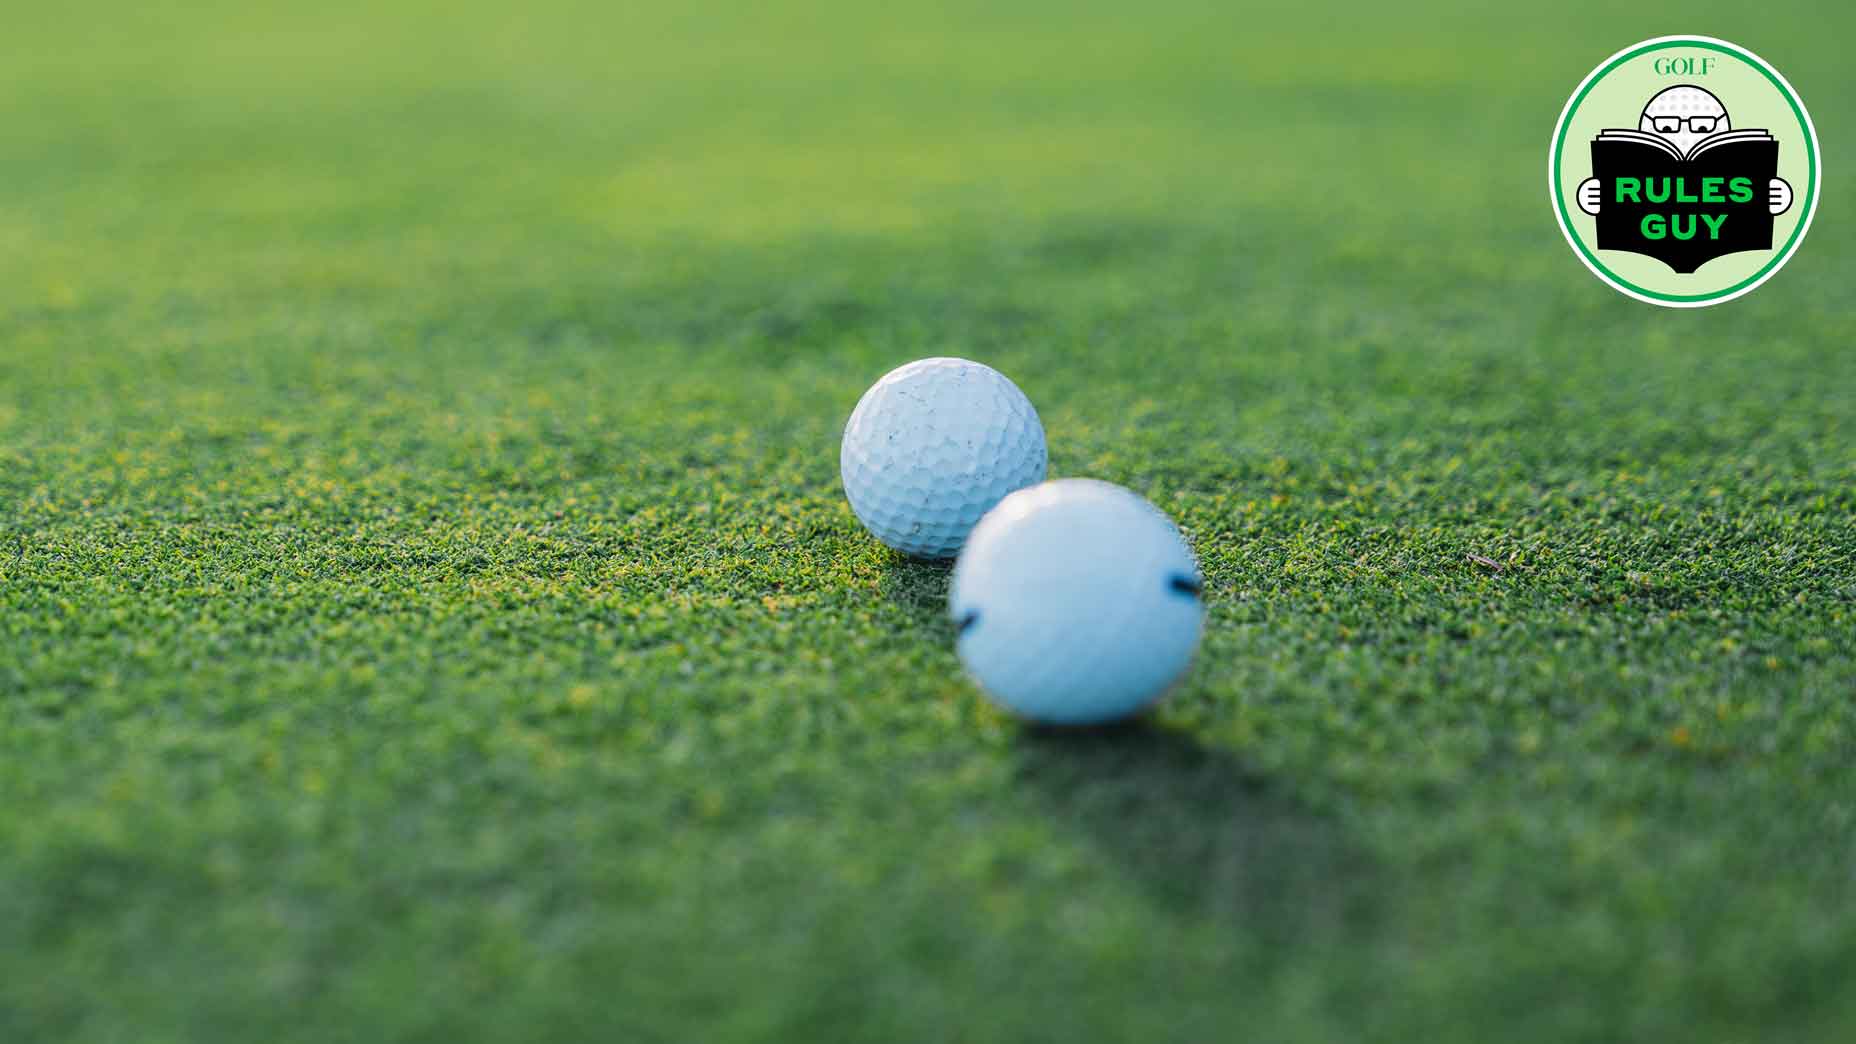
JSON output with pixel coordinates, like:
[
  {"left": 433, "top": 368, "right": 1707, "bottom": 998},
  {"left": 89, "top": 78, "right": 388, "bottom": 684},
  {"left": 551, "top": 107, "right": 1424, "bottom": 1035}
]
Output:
[{"left": 1549, "top": 36, "right": 1820, "bottom": 307}]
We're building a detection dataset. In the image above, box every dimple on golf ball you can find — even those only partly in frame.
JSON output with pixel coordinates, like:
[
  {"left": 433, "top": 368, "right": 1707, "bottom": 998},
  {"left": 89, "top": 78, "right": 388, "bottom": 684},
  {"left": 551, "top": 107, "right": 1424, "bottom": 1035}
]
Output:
[
  {"left": 840, "top": 358, "right": 1047, "bottom": 559},
  {"left": 949, "top": 479, "right": 1204, "bottom": 725}
]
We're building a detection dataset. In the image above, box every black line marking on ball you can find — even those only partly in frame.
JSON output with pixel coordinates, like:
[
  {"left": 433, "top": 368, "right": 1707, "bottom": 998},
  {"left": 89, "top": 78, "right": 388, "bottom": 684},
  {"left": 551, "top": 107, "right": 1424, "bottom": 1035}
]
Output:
[
  {"left": 957, "top": 609, "right": 981, "bottom": 635},
  {"left": 1168, "top": 574, "right": 1203, "bottom": 598}
]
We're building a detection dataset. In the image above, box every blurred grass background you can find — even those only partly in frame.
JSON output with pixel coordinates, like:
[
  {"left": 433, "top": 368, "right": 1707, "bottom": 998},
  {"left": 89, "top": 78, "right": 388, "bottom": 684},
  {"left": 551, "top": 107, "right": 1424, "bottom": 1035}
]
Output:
[{"left": 2, "top": 2, "right": 1853, "bottom": 1041}]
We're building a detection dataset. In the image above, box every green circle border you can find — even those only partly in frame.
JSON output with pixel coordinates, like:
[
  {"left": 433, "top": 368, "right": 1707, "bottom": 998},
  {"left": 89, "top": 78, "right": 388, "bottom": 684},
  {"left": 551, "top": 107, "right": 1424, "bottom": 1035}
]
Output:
[{"left": 1549, "top": 37, "right": 1819, "bottom": 305}]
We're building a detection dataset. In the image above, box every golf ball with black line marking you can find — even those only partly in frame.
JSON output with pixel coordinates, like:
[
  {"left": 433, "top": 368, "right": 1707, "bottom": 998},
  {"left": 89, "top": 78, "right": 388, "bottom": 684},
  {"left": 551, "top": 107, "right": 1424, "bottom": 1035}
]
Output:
[{"left": 949, "top": 479, "right": 1203, "bottom": 725}]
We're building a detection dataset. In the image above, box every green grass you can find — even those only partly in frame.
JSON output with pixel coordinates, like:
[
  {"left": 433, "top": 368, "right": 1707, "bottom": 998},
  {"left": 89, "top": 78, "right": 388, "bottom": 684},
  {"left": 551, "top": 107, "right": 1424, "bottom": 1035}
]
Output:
[{"left": 3, "top": 1, "right": 1855, "bottom": 1040}]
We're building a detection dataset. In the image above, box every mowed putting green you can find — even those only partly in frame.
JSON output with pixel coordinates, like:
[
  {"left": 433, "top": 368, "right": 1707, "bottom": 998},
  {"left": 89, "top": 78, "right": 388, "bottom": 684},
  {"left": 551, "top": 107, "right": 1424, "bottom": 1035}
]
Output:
[{"left": 2, "top": 2, "right": 1853, "bottom": 1041}]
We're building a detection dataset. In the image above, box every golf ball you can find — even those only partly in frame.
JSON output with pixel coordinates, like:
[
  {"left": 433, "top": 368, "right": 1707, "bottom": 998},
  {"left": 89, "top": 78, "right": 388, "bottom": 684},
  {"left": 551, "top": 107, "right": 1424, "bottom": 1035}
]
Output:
[
  {"left": 840, "top": 358, "right": 1047, "bottom": 559},
  {"left": 949, "top": 479, "right": 1203, "bottom": 725}
]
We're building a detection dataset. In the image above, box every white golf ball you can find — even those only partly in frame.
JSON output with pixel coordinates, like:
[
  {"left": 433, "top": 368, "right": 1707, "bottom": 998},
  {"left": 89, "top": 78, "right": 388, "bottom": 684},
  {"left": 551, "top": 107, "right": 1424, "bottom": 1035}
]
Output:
[
  {"left": 840, "top": 358, "right": 1047, "bottom": 559},
  {"left": 949, "top": 479, "right": 1203, "bottom": 725}
]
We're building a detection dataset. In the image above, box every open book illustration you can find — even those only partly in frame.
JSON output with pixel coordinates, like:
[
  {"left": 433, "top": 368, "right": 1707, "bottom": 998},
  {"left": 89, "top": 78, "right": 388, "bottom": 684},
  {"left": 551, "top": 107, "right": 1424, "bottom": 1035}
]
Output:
[{"left": 1587, "top": 129, "right": 1779, "bottom": 274}]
